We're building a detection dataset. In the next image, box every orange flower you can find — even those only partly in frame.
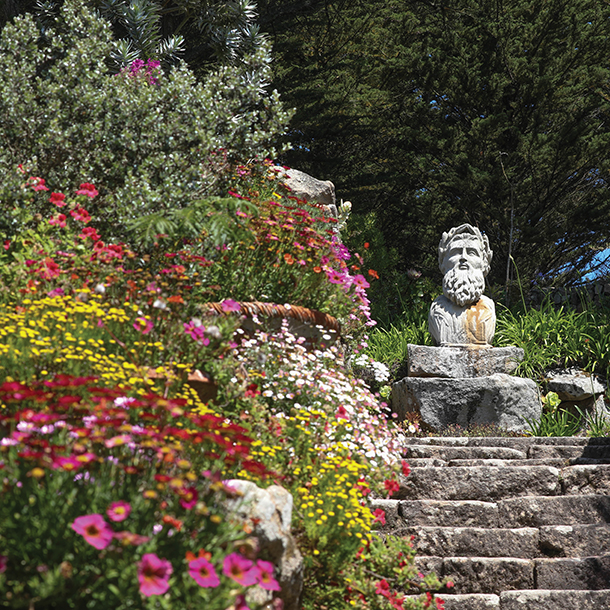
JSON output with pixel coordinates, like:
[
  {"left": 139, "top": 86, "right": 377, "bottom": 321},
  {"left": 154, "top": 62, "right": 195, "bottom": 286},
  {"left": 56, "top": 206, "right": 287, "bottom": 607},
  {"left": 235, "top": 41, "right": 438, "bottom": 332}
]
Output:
[
  {"left": 368, "top": 269, "right": 379, "bottom": 280},
  {"left": 283, "top": 253, "right": 295, "bottom": 265}
]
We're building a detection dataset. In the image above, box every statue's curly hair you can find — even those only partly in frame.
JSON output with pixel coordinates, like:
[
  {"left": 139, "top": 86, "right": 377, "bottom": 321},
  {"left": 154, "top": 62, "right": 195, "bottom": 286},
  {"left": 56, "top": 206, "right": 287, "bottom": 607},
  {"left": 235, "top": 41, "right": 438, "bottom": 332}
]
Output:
[{"left": 438, "top": 224, "right": 493, "bottom": 277}]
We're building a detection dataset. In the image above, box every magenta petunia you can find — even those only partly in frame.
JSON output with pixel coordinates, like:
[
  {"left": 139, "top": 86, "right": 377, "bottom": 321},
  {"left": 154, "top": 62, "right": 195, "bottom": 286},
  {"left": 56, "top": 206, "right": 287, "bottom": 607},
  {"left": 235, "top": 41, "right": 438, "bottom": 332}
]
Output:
[
  {"left": 222, "top": 552, "right": 257, "bottom": 586},
  {"left": 188, "top": 557, "right": 220, "bottom": 588},
  {"left": 71, "top": 514, "right": 113, "bottom": 550},
  {"left": 76, "top": 183, "right": 99, "bottom": 198},
  {"left": 137, "top": 553, "right": 173, "bottom": 597},
  {"left": 256, "top": 560, "right": 281, "bottom": 591},
  {"left": 220, "top": 298, "right": 241, "bottom": 313},
  {"left": 107, "top": 500, "right": 131, "bottom": 522}
]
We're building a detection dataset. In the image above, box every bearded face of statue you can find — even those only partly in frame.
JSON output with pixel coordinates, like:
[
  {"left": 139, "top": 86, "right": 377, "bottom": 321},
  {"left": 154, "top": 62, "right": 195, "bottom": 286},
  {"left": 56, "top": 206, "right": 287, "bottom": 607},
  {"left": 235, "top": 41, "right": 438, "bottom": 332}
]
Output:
[{"left": 441, "top": 236, "right": 487, "bottom": 307}]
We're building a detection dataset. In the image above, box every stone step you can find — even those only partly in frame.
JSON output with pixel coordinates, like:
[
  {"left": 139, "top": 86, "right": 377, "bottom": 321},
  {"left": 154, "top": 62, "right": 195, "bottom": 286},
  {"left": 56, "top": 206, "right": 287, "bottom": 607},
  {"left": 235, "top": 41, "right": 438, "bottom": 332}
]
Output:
[
  {"left": 388, "top": 499, "right": 500, "bottom": 528},
  {"left": 529, "top": 444, "right": 610, "bottom": 460},
  {"left": 498, "top": 494, "right": 610, "bottom": 527},
  {"left": 444, "top": 459, "right": 569, "bottom": 468},
  {"left": 561, "top": 464, "right": 610, "bottom": 495},
  {"left": 535, "top": 555, "right": 610, "bottom": 590},
  {"left": 406, "top": 593, "right": 500, "bottom": 610},
  {"left": 540, "top": 524, "right": 610, "bottom": 557},
  {"left": 397, "top": 466, "right": 560, "bottom": 501},
  {"left": 499, "top": 589, "right": 610, "bottom": 609},
  {"left": 415, "top": 556, "right": 534, "bottom": 595},
  {"left": 401, "top": 437, "right": 597, "bottom": 449},
  {"left": 403, "top": 445, "right": 527, "bottom": 460},
  {"left": 416, "top": 555, "right": 610, "bottom": 595},
  {"left": 401, "top": 526, "right": 539, "bottom": 558}
]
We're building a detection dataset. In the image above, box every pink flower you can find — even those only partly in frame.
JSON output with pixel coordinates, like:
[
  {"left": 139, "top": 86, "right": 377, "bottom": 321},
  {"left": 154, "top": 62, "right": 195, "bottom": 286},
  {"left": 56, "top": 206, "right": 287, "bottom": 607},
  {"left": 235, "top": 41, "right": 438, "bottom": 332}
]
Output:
[
  {"left": 179, "top": 487, "right": 198, "bottom": 510},
  {"left": 256, "top": 560, "right": 281, "bottom": 591},
  {"left": 133, "top": 317, "right": 153, "bottom": 334},
  {"left": 137, "top": 553, "right": 173, "bottom": 597},
  {"left": 52, "top": 455, "right": 81, "bottom": 471},
  {"left": 234, "top": 595, "right": 251, "bottom": 610},
  {"left": 0, "top": 555, "right": 7, "bottom": 573},
  {"left": 188, "top": 557, "right": 220, "bottom": 588},
  {"left": 49, "top": 213, "right": 67, "bottom": 228},
  {"left": 220, "top": 298, "right": 241, "bottom": 313},
  {"left": 76, "top": 183, "right": 99, "bottom": 198},
  {"left": 352, "top": 274, "right": 370, "bottom": 290},
  {"left": 107, "top": 501, "right": 131, "bottom": 522},
  {"left": 372, "top": 508, "right": 386, "bottom": 525},
  {"left": 104, "top": 434, "right": 132, "bottom": 448},
  {"left": 49, "top": 192, "right": 66, "bottom": 207},
  {"left": 27, "top": 176, "right": 49, "bottom": 191},
  {"left": 80, "top": 226, "right": 101, "bottom": 241},
  {"left": 183, "top": 321, "right": 210, "bottom": 345},
  {"left": 113, "top": 531, "right": 150, "bottom": 546},
  {"left": 222, "top": 552, "right": 257, "bottom": 586},
  {"left": 325, "top": 269, "right": 347, "bottom": 285},
  {"left": 401, "top": 460, "right": 411, "bottom": 477},
  {"left": 336, "top": 405, "right": 349, "bottom": 420},
  {"left": 71, "top": 514, "right": 113, "bottom": 550},
  {"left": 70, "top": 206, "right": 91, "bottom": 224}
]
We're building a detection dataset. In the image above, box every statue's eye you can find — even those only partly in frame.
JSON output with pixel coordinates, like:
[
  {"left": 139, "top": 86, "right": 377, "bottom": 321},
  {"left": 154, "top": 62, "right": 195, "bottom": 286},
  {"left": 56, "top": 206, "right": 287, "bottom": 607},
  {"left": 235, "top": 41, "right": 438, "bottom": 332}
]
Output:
[{"left": 467, "top": 248, "right": 479, "bottom": 257}]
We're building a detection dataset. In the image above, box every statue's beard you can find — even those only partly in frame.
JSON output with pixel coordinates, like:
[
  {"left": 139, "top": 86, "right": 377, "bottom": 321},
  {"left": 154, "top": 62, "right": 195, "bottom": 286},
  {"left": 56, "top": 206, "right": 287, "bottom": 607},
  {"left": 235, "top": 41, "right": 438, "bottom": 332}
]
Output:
[{"left": 443, "top": 268, "right": 485, "bottom": 307}]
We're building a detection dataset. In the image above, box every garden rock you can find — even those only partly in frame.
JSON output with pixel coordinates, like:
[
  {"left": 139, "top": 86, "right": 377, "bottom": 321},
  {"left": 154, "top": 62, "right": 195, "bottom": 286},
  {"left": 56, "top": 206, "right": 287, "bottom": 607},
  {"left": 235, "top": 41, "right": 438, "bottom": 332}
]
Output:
[
  {"left": 407, "top": 345, "right": 523, "bottom": 378},
  {"left": 224, "top": 480, "right": 303, "bottom": 610},
  {"left": 392, "top": 374, "right": 541, "bottom": 432},
  {"left": 544, "top": 368, "right": 606, "bottom": 401},
  {"left": 274, "top": 166, "right": 337, "bottom": 216}
]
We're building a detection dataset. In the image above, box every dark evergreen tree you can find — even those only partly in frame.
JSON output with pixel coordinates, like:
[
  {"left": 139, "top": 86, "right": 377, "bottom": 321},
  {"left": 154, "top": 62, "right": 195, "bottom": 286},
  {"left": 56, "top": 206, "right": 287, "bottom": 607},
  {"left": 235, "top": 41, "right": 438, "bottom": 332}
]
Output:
[{"left": 259, "top": 0, "right": 610, "bottom": 301}]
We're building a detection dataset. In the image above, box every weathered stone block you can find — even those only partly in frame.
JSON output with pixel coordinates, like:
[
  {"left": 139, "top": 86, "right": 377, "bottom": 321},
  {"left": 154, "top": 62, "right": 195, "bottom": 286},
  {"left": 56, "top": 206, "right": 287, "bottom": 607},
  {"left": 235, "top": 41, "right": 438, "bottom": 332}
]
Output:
[
  {"left": 498, "top": 495, "right": 610, "bottom": 527},
  {"left": 396, "top": 466, "right": 560, "bottom": 502},
  {"left": 392, "top": 374, "right": 541, "bottom": 432},
  {"left": 441, "top": 557, "right": 534, "bottom": 595},
  {"left": 403, "top": 526, "right": 538, "bottom": 558},
  {"left": 407, "top": 345, "right": 523, "bottom": 378},
  {"left": 561, "top": 464, "right": 610, "bottom": 495},
  {"left": 501, "top": 589, "right": 610, "bottom": 610},
  {"left": 540, "top": 524, "right": 610, "bottom": 557},
  {"left": 398, "top": 500, "right": 499, "bottom": 528},
  {"left": 535, "top": 555, "right": 610, "bottom": 590}
]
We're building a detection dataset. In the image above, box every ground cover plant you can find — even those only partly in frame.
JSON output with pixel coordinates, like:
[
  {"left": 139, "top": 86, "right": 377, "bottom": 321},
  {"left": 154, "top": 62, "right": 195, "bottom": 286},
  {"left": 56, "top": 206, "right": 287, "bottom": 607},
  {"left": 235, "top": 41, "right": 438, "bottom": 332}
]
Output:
[{"left": 0, "top": 167, "right": 447, "bottom": 609}]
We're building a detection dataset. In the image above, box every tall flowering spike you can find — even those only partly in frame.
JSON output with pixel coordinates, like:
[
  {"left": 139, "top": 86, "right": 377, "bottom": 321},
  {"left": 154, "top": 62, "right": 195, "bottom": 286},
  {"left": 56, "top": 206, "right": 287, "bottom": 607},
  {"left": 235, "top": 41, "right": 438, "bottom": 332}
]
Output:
[
  {"left": 71, "top": 514, "right": 113, "bottom": 550},
  {"left": 222, "top": 552, "right": 257, "bottom": 586},
  {"left": 137, "top": 553, "right": 173, "bottom": 596},
  {"left": 188, "top": 557, "right": 220, "bottom": 588},
  {"left": 256, "top": 560, "right": 281, "bottom": 591}
]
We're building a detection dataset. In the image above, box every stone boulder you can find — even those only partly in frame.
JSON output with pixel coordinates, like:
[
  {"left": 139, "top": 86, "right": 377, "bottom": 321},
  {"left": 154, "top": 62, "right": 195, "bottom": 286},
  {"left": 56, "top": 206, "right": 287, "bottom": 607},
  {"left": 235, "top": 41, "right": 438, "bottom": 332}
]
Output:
[
  {"left": 544, "top": 368, "right": 608, "bottom": 418},
  {"left": 274, "top": 167, "right": 337, "bottom": 217},
  {"left": 224, "top": 480, "right": 303, "bottom": 610},
  {"left": 407, "top": 345, "right": 523, "bottom": 378},
  {"left": 392, "top": 373, "right": 541, "bottom": 432}
]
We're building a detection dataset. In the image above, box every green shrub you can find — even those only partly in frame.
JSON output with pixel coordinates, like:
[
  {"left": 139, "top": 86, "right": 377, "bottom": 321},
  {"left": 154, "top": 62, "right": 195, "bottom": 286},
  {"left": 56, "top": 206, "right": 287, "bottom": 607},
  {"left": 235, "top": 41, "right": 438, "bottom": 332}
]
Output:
[{"left": 0, "top": 0, "right": 291, "bottom": 239}]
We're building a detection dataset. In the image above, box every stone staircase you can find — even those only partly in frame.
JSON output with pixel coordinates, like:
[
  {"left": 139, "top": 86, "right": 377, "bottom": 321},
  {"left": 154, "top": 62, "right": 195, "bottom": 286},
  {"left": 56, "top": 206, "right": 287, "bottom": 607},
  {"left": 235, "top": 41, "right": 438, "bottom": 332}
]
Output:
[{"left": 373, "top": 436, "right": 610, "bottom": 609}]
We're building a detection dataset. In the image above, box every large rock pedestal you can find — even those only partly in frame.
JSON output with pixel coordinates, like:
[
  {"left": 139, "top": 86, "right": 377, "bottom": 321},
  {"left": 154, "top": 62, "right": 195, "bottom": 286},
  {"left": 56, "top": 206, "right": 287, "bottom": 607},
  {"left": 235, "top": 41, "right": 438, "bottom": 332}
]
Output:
[{"left": 392, "top": 345, "right": 542, "bottom": 432}]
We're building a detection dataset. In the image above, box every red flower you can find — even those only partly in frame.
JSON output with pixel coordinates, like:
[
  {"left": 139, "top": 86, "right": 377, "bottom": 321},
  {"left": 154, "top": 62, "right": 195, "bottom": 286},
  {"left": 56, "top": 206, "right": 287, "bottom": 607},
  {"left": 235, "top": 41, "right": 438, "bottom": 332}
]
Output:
[
  {"left": 49, "top": 214, "right": 67, "bottom": 228},
  {"left": 79, "top": 226, "right": 101, "bottom": 241},
  {"left": 372, "top": 508, "right": 386, "bottom": 525},
  {"left": 401, "top": 460, "right": 411, "bottom": 477},
  {"left": 49, "top": 192, "right": 66, "bottom": 207},
  {"left": 76, "top": 183, "right": 98, "bottom": 198},
  {"left": 70, "top": 206, "right": 91, "bottom": 224},
  {"left": 27, "top": 176, "right": 49, "bottom": 191},
  {"left": 384, "top": 478, "right": 400, "bottom": 497}
]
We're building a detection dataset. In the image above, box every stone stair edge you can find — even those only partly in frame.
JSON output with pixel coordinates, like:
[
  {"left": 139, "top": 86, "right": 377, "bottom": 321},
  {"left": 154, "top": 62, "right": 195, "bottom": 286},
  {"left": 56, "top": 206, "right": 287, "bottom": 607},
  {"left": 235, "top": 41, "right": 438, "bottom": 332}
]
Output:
[{"left": 401, "top": 436, "right": 610, "bottom": 447}]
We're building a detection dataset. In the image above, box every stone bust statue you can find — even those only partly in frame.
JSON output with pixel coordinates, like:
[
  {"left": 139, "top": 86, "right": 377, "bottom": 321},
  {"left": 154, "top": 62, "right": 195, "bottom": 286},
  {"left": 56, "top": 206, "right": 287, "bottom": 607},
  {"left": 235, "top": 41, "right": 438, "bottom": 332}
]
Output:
[{"left": 428, "top": 223, "right": 496, "bottom": 346}]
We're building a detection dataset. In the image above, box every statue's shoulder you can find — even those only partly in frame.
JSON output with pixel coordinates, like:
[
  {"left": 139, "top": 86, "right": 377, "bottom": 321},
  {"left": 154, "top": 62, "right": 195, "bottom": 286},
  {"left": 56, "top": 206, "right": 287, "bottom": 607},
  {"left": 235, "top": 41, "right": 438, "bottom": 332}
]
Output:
[{"left": 479, "top": 294, "right": 495, "bottom": 313}]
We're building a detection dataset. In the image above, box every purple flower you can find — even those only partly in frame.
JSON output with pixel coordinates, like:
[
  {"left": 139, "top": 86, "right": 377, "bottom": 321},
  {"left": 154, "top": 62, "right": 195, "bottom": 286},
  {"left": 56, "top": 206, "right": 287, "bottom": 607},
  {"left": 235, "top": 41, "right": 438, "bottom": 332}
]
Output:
[
  {"left": 220, "top": 299, "right": 241, "bottom": 313},
  {"left": 137, "top": 553, "right": 172, "bottom": 597},
  {"left": 188, "top": 557, "right": 220, "bottom": 588}
]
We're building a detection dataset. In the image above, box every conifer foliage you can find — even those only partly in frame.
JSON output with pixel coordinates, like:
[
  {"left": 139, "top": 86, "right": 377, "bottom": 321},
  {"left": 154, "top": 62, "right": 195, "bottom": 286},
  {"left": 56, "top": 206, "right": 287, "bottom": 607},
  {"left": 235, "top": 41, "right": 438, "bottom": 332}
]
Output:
[{"left": 261, "top": 0, "right": 610, "bottom": 291}]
